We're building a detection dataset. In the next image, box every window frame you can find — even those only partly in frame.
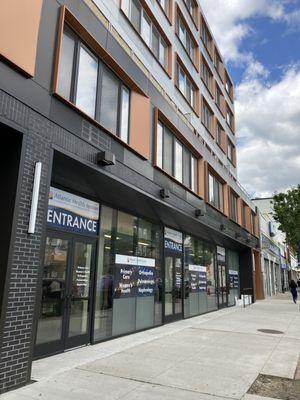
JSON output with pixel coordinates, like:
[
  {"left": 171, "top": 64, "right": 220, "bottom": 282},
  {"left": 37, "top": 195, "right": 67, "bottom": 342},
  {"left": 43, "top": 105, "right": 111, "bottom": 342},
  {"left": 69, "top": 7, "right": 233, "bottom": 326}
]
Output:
[
  {"left": 208, "top": 171, "right": 224, "bottom": 212},
  {"left": 201, "top": 57, "right": 213, "bottom": 93},
  {"left": 200, "top": 16, "right": 212, "bottom": 57},
  {"left": 175, "top": 9, "right": 198, "bottom": 67},
  {"left": 229, "top": 189, "right": 238, "bottom": 223},
  {"left": 201, "top": 97, "right": 213, "bottom": 133},
  {"left": 156, "top": 120, "right": 198, "bottom": 193},
  {"left": 175, "top": 58, "right": 198, "bottom": 111},
  {"left": 124, "top": 0, "right": 170, "bottom": 73},
  {"left": 56, "top": 24, "right": 131, "bottom": 143},
  {"left": 182, "top": 0, "right": 198, "bottom": 28}
]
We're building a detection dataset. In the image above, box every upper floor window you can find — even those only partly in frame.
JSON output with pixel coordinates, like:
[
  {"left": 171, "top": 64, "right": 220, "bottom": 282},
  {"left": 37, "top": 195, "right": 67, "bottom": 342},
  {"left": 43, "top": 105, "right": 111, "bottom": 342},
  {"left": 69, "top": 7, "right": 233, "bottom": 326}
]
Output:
[
  {"left": 229, "top": 190, "right": 238, "bottom": 222},
  {"left": 215, "top": 84, "right": 222, "bottom": 109},
  {"left": 226, "top": 106, "right": 234, "bottom": 131},
  {"left": 251, "top": 212, "right": 256, "bottom": 235},
  {"left": 183, "top": 0, "right": 198, "bottom": 23},
  {"left": 227, "top": 140, "right": 234, "bottom": 163},
  {"left": 124, "top": 0, "right": 168, "bottom": 70},
  {"left": 156, "top": 121, "right": 198, "bottom": 192},
  {"left": 157, "top": 0, "right": 169, "bottom": 15},
  {"left": 176, "top": 61, "right": 196, "bottom": 108},
  {"left": 225, "top": 73, "right": 233, "bottom": 99},
  {"left": 202, "top": 99, "right": 213, "bottom": 132},
  {"left": 201, "top": 18, "right": 212, "bottom": 53},
  {"left": 241, "top": 202, "right": 247, "bottom": 228},
  {"left": 208, "top": 172, "right": 224, "bottom": 212},
  {"left": 214, "top": 49, "right": 222, "bottom": 77},
  {"left": 176, "top": 12, "right": 196, "bottom": 63},
  {"left": 216, "top": 122, "right": 223, "bottom": 146},
  {"left": 201, "top": 59, "right": 213, "bottom": 91},
  {"left": 57, "top": 27, "right": 130, "bottom": 143}
]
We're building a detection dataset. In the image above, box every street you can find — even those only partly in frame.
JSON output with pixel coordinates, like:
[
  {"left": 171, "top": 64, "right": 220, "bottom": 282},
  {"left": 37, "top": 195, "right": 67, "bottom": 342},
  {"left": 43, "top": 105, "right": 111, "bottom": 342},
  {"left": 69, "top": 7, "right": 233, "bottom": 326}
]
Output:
[{"left": 2, "top": 295, "right": 299, "bottom": 400}]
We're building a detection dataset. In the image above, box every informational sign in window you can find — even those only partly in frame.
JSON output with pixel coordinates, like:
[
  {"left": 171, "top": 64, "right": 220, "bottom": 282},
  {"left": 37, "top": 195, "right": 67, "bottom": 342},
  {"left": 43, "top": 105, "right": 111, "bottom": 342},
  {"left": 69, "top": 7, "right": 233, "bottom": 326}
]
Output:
[
  {"left": 188, "top": 265, "right": 207, "bottom": 292},
  {"left": 47, "top": 187, "right": 99, "bottom": 236},
  {"left": 229, "top": 269, "right": 239, "bottom": 289},
  {"left": 114, "top": 255, "right": 156, "bottom": 298}
]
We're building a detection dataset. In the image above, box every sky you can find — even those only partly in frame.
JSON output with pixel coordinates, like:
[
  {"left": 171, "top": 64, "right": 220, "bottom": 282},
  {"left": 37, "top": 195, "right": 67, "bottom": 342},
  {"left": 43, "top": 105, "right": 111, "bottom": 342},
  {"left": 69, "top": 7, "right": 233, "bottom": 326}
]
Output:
[{"left": 201, "top": 0, "right": 300, "bottom": 198}]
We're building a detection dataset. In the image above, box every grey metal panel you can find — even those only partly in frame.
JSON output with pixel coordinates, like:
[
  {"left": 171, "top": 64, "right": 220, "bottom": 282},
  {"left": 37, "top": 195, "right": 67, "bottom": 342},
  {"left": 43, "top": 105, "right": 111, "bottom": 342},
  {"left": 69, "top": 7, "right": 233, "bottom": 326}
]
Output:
[
  {"left": 0, "top": 63, "right": 51, "bottom": 118},
  {"left": 34, "top": 0, "right": 60, "bottom": 91},
  {"left": 123, "top": 148, "right": 154, "bottom": 181},
  {"left": 105, "top": 32, "right": 149, "bottom": 94}
]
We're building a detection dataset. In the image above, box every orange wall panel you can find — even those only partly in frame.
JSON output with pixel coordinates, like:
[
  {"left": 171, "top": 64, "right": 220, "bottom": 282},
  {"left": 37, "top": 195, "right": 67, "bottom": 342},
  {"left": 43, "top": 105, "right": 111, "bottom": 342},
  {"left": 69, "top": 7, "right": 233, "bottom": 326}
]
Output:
[
  {"left": 129, "top": 91, "right": 151, "bottom": 160},
  {"left": 0, "top": 0, "right": 43, "bottom": 77}
]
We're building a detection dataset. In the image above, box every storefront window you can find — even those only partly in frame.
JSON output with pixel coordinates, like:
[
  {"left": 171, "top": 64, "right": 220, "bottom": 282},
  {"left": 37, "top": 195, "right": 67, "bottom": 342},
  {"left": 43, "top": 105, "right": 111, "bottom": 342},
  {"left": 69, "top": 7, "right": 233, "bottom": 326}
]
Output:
[
  {"left": 93, "top": 206, "right": 162, "bottom": 342},
  {"left": 184, "top": 236, "right": 217, "bottom": 318}
]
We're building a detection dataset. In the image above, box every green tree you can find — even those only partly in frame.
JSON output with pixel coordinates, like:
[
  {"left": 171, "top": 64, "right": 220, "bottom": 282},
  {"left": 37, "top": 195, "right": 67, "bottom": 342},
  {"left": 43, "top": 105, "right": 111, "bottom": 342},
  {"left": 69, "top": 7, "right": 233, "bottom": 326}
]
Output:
[{"left": 272, "top": 185, "right": 300, "bottom": 254}]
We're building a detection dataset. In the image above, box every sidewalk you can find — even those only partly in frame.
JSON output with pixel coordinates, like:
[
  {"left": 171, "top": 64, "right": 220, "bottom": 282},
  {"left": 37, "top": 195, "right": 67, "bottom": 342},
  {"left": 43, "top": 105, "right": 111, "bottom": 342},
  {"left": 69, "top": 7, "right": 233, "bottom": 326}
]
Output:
[{"left": 2, "top": 295, "right": 300, "bottom": 400}]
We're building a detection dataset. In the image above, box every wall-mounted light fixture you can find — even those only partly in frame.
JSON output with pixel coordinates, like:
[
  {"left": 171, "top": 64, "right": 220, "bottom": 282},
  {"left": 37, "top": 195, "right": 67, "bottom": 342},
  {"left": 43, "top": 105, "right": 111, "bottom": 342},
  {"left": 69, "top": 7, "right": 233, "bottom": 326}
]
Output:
[
  {"left": 28, "top": 162, "right": 42, "bottom": 234},
  {"left": 160, "top": 188, "right": 170, "bottom": 199},
  {"left": 97, "top": 150, "right": 115, "bottom": 166},
  {"left": 195, "top": 209, "right": 205, "bottom": 217},
  {"left": 220, "top": 224, "right": 226, "bottom": 231},
  {"left": 235, "top": 232, "right": 241, "bottom": 239}
]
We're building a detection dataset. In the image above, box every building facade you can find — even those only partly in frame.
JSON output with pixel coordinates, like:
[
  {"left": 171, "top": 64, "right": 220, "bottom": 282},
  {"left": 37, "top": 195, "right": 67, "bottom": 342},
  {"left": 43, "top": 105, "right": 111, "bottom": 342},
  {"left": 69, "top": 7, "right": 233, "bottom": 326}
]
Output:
[
  {"left": 0, "top": 0, "right": 262, "bottom": 393},
  {"left": 253, "top": 198, "right": 291, "bottom": 296}
]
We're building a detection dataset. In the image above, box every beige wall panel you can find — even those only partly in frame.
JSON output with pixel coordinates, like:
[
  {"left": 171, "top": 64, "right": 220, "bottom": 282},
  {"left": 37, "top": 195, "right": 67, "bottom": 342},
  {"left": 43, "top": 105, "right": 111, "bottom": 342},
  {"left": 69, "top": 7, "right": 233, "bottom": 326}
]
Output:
[
  {"left": 129, "top": 91, "right": 151, "bottom": 160},
  {"left": 0, "top": 0, "right": 43, "bottom": 77}
]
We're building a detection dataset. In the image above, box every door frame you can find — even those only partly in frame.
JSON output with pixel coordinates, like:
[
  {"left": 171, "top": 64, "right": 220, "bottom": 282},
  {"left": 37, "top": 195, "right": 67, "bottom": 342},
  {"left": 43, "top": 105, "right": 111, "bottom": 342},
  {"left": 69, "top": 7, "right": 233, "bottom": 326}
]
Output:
[
  {"left": 34, "top": 230, "right": 97, "bottom": 359},
  {"left": 163, "top": 254, "right": 184, "bottom": 323},
  {"left": 216, "top": 262, "right": 228, "bottom": 309}
]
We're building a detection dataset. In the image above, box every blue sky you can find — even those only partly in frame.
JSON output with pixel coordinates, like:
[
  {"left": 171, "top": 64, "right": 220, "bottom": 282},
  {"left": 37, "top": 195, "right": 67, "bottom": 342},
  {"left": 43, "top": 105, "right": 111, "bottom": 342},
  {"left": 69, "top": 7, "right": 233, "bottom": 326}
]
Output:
[{"left": 201, "top": 0, "right": 300, "bottom": 197}]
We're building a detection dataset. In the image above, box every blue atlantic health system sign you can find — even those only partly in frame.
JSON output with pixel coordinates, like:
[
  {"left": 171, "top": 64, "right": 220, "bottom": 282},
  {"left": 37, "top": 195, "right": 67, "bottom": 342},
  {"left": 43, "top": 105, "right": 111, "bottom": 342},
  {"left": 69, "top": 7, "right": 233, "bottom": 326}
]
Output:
[{"left": 47, "top": 187, "right": 100, "bottom": 236}]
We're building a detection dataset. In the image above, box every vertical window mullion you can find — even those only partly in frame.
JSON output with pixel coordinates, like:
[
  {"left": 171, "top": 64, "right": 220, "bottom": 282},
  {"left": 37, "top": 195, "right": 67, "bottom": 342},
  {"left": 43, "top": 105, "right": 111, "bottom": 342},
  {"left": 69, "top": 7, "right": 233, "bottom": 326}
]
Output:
[{"left": 95, "top": 60, "right": 103, "bottom": 123}]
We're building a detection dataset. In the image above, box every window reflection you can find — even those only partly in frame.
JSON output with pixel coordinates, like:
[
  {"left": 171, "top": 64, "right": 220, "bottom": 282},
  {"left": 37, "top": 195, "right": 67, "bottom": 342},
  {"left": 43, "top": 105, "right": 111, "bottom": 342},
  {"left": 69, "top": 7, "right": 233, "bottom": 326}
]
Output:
[
  {"left": 184, "top": 236, "right": 217, "bottom": 317},
  {"left": 75, "top": 45, "right": 98, "bottom": 118},
  {"left": 93, "top": 206, "right": 162, "bottom": 341}
]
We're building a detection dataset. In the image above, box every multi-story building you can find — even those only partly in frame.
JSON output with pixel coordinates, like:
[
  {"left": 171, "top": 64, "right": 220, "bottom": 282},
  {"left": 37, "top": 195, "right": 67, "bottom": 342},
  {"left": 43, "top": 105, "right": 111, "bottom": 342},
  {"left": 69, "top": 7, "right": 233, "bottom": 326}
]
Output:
[
  {"left": 253, "top": 197, "right": 291, "bottom": 295},
  {"left": 0, "top": 0, "right": 262, "bottom": 393}
]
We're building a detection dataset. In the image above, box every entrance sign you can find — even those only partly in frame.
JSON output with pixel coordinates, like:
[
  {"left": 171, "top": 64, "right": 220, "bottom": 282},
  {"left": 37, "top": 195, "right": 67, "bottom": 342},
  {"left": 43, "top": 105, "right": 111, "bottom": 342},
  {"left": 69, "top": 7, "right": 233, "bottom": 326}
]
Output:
[
  {"left": 164, "top": 228, "right": 183, "bottom": 254},
  {"left": 47, "top": 187, "right": 99, "bottom": 236}
]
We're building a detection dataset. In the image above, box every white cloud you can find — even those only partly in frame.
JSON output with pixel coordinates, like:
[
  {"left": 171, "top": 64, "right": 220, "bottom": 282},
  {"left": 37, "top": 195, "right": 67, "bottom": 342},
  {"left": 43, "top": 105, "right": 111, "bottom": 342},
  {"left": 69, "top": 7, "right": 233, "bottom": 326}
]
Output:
[
  {"left": 200, "top": 0, "right": 300, "bottom": 196},
  {"left": 200, "top": 0, "right": 299, "bottom": 63},
  {"left": 236, "top": 66, "right": 300, "bottom": 196}
]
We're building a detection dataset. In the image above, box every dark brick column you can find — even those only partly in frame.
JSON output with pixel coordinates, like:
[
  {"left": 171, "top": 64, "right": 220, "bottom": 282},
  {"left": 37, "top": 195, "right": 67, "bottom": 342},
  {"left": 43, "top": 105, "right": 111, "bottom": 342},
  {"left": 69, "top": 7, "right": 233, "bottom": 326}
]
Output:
[{"left": 0, "top": 129, "right": 52, "bottom": 393}]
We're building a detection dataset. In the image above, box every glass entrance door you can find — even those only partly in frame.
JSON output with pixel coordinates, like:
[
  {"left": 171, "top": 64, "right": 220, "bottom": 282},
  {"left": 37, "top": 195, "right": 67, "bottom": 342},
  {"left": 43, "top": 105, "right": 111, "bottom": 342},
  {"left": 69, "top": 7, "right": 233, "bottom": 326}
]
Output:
[
  {"left": 164, "top": 256, "right": 183, "bottom": 322},
  {"left": 35, "top": 234, "right": 95, "bottom": 358},
  {"left": 217, "top": 264, "right": 227, "bottom": 308}
]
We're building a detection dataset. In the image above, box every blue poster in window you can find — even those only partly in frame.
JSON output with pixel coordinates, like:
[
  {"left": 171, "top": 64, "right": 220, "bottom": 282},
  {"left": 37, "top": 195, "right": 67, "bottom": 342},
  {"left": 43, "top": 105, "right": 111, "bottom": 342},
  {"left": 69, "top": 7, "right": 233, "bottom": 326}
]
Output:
[
  {"left": 114, "top": 255, "right": 156, "bottom": 298},
  {"left": 47, "top": 187, "right": 99, "bottom": 236}
]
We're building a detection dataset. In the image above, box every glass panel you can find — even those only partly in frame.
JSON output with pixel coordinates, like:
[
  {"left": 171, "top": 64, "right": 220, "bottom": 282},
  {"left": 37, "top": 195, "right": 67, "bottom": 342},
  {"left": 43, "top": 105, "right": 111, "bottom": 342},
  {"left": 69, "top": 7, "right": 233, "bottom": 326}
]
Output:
[
  {"left": 209, "top": 173, "right": 214, "bottom": 204},
  {"left": 152, "top": 26, "right": 160, "bottom": 58},
  {"left": 163, "top": 127, "right": 173, "bottom": 175},
  {"left": 157, "top": 122, "right": 163, "bottom": 168},
  {"left": 120, "top": 86, "right": 130, "bottom": 143},
  {"left": 178, "top": 66, "right": 185, "bottom": 95},
  {"left": 164, "top": 257, "right": 173, "bottom": 316},
  {"left": 36, "top": 238, "right": 68, "bottom": 344},
  {"left": 75, "top": 45, "right": 98, "bottom": 118},
  {"left": 175, "top": 140, "right": 183, "bottom": 183},
  {"left": 191, "top": 156, "right": 197, "bottom": 192},
  {"left": 131, "top": 0, "right": 141, "bottom": 32},
  {"left": 183, "top": 147, "right": 191, "bottom": 188},
  {"left": 94, "top": 206, "right": 114, "bottom": 341},
  {"left": 228, "top": 250, "right": 239, "bottom": 306},
  {"left": 57, "top": 30, "right": 75, "bottom": 100},
  {"left": 174, "top": 257, "right": 183, "bottom": 315},
  {"left": 159, "top": 38, "right": 167, "bottom": 68},
  {"left": 141, "top": 11, "right": 151, "bottom": 47},
  {"left": 68, "top": 242, "right": 92, "bottom": 337},
  {"left": 179, "top": 18, "right": 185, "bottom": 45},
  {"left": 99, "top": 65, "right": 119, "bottom": 134}
]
